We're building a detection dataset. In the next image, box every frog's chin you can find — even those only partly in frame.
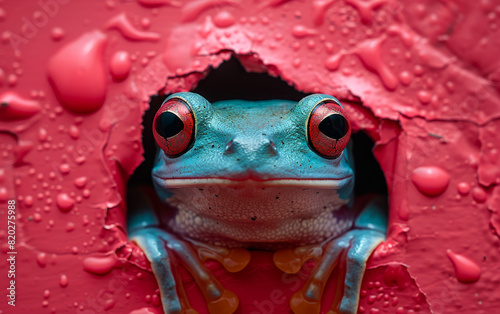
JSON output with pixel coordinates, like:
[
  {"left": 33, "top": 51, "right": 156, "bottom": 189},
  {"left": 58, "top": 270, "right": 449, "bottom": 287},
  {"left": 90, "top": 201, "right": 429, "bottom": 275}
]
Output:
[{"left": 152, "top": 176, "right": 353, "bottom": 190}]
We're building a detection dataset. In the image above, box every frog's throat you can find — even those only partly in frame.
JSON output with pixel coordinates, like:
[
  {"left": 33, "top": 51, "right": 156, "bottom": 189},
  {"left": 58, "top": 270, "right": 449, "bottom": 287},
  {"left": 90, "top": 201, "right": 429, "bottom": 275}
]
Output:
[{"left": 152, "top": 177, "right": 353, "bottom": 189}]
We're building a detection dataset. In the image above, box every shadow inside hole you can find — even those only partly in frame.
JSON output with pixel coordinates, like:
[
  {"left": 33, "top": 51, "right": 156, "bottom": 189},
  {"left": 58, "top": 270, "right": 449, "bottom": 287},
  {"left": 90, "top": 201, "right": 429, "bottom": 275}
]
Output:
[
  {"left": 351, "top": 132, "right": 387, "bottom": 196},
  {"left": 128, "top": 56, "right": 388, "bottom": 199}
]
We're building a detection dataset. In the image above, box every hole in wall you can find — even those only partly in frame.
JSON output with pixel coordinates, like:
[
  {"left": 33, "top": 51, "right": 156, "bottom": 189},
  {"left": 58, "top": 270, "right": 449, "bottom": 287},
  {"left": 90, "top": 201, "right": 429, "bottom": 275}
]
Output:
[{"left": 128, "top": 55, "right": 387, "bottom": 205}]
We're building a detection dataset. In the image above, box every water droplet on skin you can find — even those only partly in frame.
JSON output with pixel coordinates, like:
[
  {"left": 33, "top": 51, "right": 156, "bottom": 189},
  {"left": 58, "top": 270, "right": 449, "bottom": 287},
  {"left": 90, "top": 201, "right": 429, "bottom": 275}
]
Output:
[
  {"left": 57, "top": 193, "right": 75, "bottom": 212},
  {"left": 213, "top": 11, "right": 235, "bottom": 28},
  {"left": 48, "top": 30, "right": 108, "bottom": 114},
  {"left": 0, "top": 91, "right": 41, "bottom": 121},
  {"left": 411, "top": 166, "right": 450, "bottom": 196},
  {"left": 472, "top": 187, "right": 487, "bottom": 203},
  {"left": 446, "top": 250, "right": 481, "bottom": 283},
  {"left": 83, "top": 255, "right": 118, "bottom": 275},
  {"left": 60, "top": 274, "right": 69, "bottom": 287}
]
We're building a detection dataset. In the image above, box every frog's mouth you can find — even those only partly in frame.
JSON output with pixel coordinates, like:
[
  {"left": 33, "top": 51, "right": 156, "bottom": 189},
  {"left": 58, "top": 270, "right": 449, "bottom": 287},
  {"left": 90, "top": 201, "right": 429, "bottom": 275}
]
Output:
[{"left": 152, "top": 175, "right": 353, "bottom": 190}]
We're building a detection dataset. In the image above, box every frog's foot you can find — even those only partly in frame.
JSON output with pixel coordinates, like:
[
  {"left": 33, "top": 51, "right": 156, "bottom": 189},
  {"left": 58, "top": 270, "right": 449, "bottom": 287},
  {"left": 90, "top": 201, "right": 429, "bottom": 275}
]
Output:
[
  {"left": 273, "top": 198, "right": 387, "bottom": 314},
  {"left": 131, "top": 227, "right": 251, "bottom": 314}
]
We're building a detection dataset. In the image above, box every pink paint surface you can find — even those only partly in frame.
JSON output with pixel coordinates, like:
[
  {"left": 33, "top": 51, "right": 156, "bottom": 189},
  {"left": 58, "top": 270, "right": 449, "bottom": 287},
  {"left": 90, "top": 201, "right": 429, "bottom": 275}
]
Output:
[{"left": 0, "top": 0, "right": 499, "bottom": 313}]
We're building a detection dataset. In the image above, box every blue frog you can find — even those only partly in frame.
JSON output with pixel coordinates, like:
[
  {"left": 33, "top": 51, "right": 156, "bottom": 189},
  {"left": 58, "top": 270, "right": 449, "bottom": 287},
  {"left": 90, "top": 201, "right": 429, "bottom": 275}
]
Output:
[{"left": 128, "top": 92, "right": 387, "bottom": 314}]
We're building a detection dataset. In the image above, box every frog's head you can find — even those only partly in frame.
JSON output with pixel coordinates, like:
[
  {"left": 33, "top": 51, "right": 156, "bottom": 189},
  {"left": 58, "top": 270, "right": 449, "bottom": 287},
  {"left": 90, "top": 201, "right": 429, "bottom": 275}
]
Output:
[{"left": 151, "top": 92, "right": 355, "bottom": 245}]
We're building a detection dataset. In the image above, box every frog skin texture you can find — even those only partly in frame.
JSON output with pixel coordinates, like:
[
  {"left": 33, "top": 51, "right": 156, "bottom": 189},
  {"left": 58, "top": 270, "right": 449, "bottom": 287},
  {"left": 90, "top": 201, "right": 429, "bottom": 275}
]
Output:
[{"left": 128, "top": 92, "right": 387, "bottom": 314}]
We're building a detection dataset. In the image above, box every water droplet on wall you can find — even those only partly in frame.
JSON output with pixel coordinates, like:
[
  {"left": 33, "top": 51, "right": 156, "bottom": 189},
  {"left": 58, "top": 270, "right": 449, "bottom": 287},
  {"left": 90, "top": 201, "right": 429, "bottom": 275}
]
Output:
[
  {"left": 472, "top": 187, "right": 487, "bottom": 203},
  {"left": 446, "top": 250, "right": 481, "bottom": 283},
  {"left": 411, "top": 166, "right": 450, "bottom": 196},
  {"left": 59, "top": 274, "right": 69, "bottom": 287},
  {"left": 74, "top": 177, "right": 87, "bottom": 188},
  {"left": 457, "top": 182, "right": 470, "bottom": 195},
  {"left": 417, "top": 90, "right": 431, "bottom": 104},
  {"left": 48, "top": 30, "right": 108, "bottom": 114},
  {"left": 37, "top": 252, "right": 47, "bottom": 268},
  {"left": 213, "top": 11, "right": 235, "bottom": 28},
  {"left": 356, "top": 37, "right": 398, "bottom": 90},
  {"left": 106, "top": 13, "right": 160, "bottom": 41},
  {"left": 109, "top": 51, "right": 131, "bottom": 81},
  {"left": 291, "top": 25, "right": 317, "bottom": 38},
  {"left": 325, "top": 52, "right": 344, "bottom": 71},
  {"left": 83, "top": 255, "right": 118, "bottom": 275},
  {"left": 398, "top": 71, "right": 412, "bottom": 85},
  {"left": 57, "top": 193, "right": 75, "bottom": 212},
  {"left": 51, "top": 27, "right": 65, "bottom": 41},
  {"left": 0, "top": 91, "right": 41, "bottom": 121}
]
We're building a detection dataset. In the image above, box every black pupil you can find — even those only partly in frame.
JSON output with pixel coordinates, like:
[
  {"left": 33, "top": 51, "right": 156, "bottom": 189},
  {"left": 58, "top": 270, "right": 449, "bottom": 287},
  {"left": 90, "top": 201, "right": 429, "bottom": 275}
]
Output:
[
  {"left": 318, "top": 114, "right": 348, "bottom": 139},
  {"left": 156, "top": 111, "right": 184, "bottom": 138}
]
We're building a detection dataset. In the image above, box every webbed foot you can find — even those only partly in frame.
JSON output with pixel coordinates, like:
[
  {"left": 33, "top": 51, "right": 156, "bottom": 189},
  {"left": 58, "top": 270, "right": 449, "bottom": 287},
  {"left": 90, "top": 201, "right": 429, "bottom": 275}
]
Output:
[
  {"left": 273, "top": 197, "right": 387, "bottom": 314},
  {"left": 130, "top": 227, "right": 251, "bottom": 314}
]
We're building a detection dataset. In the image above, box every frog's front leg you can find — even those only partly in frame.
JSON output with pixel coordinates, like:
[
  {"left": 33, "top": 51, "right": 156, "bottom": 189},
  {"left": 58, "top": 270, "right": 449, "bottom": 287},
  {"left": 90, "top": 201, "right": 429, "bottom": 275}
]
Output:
[
  {"left": 273, "top": 197, "right": 387, "bottom": 314},
  {"left": 128, "top": 188, "right": 250, "bottom": 314}
]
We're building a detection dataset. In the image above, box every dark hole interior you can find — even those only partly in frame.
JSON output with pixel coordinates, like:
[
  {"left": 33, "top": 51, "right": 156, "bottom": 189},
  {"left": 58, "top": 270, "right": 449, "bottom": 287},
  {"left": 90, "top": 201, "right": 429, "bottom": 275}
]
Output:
[{"left": 129, "top": 56, "right": 387, "bottom": 197}]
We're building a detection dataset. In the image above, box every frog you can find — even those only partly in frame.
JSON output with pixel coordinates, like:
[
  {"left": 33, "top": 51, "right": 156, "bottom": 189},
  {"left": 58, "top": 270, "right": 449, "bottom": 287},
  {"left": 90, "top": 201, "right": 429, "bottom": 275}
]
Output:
[{"left": 128, "top": 92, "right": 387, "bottom": 314}]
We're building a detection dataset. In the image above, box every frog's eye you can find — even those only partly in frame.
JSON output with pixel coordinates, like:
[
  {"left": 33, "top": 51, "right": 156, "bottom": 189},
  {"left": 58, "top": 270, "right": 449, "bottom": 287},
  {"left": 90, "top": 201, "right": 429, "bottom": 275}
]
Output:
[
  {"left": 307, "top": 100, "right": 351, "bottom": 159},
  {"left": 153, "top": 98, "right": 195, "bottom": 157}
]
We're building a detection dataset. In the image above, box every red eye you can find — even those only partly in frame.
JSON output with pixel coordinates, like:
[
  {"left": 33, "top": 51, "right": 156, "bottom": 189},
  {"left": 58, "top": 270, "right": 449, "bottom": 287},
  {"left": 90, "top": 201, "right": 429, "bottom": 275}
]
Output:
[
  {"left": 307, "top": 100, "right": 351, "bottom": 159},
  {"left": 153, "top": 98, "right": 195, "bottom": 157}
]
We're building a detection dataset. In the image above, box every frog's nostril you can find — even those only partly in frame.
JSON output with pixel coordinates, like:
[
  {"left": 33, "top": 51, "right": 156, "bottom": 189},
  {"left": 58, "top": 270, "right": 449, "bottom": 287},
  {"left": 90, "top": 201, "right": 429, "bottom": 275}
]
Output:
[
  {"left": 224, "top": 140, "right": 235, "bottom": 154},
  {"left": 268, "top": 140, "right": 278, "bottom": 156},
  {"left": 224, "top": 137, "right": 278, "bottom": 157}
]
